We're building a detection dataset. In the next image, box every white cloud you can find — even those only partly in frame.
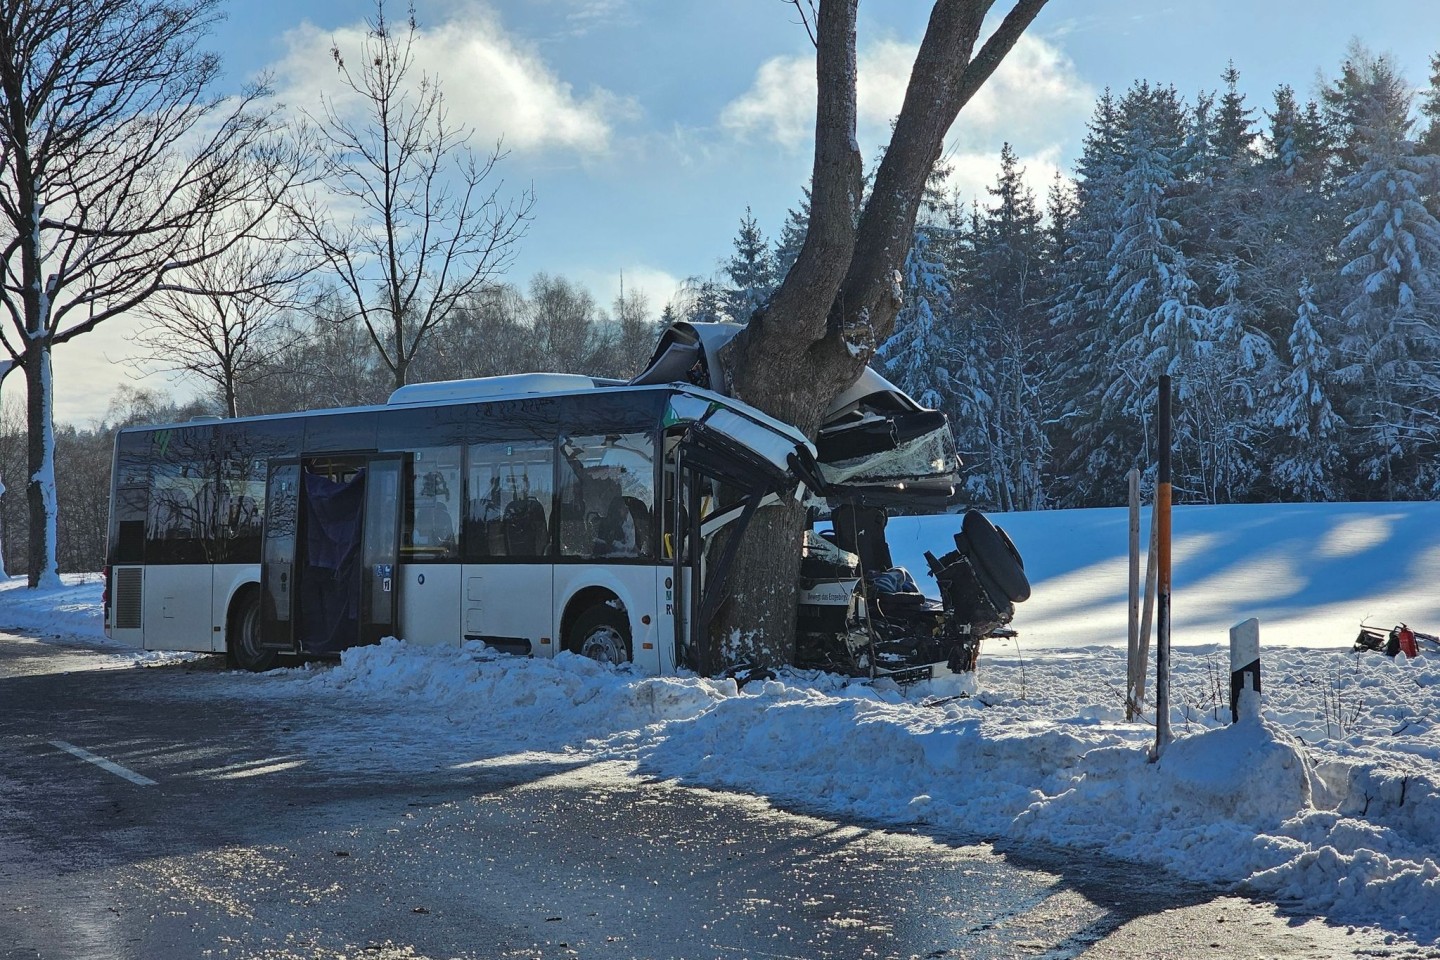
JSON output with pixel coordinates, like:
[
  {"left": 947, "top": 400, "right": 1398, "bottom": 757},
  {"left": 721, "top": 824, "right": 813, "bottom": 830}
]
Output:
[
  {"left": 572, "top": 264, "right": 685, "bottom": 313},
  {"left": 941, "top": 145, "right": 1065, "bottom": 207},
  {"left": 720, "top": 33, "right": 1093, "bottom": 164},
  {"left": 272, "top": 4, "right": 629, "bottom": 156},
  {"left": 949, "top": 33, "right": 1095, "bottom": 148},
  {"left": 719, "top": 55, "right": 815, "bottom": 151}
]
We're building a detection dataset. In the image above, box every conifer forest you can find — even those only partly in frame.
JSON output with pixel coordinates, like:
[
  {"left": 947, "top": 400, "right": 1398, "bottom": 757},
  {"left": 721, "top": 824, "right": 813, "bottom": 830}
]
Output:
[{"left": 847, "top": 49, "right": 1440, "bottom": 510}]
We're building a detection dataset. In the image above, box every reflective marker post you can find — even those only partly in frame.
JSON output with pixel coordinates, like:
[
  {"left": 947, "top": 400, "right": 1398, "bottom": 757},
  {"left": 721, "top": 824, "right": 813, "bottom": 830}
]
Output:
[
  {"left": 1152, "top": 375, "right": 1173, "bottom": 760},
  {"left": 1230, "top": 618, "right": 1261, "bottom": 723}
]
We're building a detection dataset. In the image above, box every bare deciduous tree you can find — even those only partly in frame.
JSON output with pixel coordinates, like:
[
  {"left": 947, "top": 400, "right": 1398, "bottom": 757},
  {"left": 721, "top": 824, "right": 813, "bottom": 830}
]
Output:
[
  {"left": 295, "top": 0, "right": 536, "bottom": 391},
  {"left": 131, "top": 232, "right": 315, "bottom": 418},
  {"left": 0, "top": 0, "right": 309, "bottom": 586},
  {"left": 706, "top": 0, "right": 1050, "bottom": 669}
]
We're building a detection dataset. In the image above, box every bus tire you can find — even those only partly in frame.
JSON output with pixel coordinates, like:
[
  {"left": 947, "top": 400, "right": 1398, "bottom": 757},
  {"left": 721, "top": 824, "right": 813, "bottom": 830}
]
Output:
[
  {"left": 962, "top": 510, "right": 1031, "bottom": 603},
  {"left": 228, "top": 588, "right": 278, "bottom": 673},
  {"left": 568, "top": 604, "right": 632, "bottom": 665}
]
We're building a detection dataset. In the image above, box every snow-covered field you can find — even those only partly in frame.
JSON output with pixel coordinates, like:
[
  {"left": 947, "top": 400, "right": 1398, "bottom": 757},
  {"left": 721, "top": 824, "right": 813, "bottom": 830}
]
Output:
[{"left": 3, "top": 500, "right": 1439, "bottom": 943}]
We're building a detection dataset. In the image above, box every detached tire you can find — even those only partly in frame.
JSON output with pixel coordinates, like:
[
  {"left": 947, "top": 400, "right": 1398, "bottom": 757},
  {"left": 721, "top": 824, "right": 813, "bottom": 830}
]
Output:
[
  {"left": 569, "top": 605, "right": 632, "bottom": 665},
  {"left": 228, "top": 589, "right": 278, "bottom": 672},
  {"left": 962, "top": 510, "right": 1031, "bottom": 603}
]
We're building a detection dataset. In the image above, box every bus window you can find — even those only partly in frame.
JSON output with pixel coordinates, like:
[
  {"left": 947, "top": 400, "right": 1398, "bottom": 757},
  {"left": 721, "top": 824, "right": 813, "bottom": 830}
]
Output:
[
  {"left": 217, "top": 418, "right": 302, "bottom": 564},
  {"left": 110, "top": 432, "right": 151, "bottom": 564},
  {"left": 144, "top": 427, "right": 216, "bottom": 564},
  {"left": 464, "top": 441, "right": 554, "bottom": 560},
  {"left": 558, "top": 433, "right": 656, "bottom": 560},
  {"left": 401, "top": 446, "right": 462, "bottom": 560}
]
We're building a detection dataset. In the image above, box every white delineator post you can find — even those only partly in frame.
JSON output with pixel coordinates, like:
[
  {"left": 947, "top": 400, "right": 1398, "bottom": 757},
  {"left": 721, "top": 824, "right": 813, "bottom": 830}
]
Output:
[{"left": 1229, "top": 617, "right": 1261, "bottom": 723}]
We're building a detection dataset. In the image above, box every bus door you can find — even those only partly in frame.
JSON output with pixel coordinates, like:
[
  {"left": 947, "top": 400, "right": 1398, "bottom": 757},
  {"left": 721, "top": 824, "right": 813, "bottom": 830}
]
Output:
[
  {"left": 667, "top": 417, "right": 820, "bottom": 674},
  {"left": 662, "top": 445, "right": 701, "bottom": 671},
  {"left": 260, "top": 461, "right": 301, "bottom": 652},
  {"left": 664, "top": 441, "right": 769, "bottom": 674},
  {"left": 360, "top": 456, "right": 402, "bottom": 646}
]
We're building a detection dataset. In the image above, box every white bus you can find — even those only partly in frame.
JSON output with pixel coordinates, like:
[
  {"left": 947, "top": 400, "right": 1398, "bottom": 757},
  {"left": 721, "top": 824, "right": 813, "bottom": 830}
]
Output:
[{"left": 105, "top": 322, "right": 1029, "bottom": 681}]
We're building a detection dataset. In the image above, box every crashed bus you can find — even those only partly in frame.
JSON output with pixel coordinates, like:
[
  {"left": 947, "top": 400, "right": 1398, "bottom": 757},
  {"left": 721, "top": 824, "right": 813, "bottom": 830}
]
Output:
[{"left": 103, "top": 321, "right": 1028, "bottom": 680}]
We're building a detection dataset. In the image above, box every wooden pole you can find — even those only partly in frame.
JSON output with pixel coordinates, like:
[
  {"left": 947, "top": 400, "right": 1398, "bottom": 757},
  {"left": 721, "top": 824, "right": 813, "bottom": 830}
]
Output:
[
  {"left": 1136, "top": 504, "right": 1158, "bottom": 708},
  {"left": 1153, "top": 375, "right": 1174, "bottom": 759},
  {"left": 1127, "top": 468, "right": 1140, "bottom": 720}
]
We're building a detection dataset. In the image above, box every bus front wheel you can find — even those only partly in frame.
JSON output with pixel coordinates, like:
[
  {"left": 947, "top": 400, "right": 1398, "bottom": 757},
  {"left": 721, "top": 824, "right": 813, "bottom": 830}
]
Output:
[
  {"left": 228, "top": 590, "right": 278, "bottom": 673},
  {"left": 569, "top": 605, "right": 632, "bottom": 665}
]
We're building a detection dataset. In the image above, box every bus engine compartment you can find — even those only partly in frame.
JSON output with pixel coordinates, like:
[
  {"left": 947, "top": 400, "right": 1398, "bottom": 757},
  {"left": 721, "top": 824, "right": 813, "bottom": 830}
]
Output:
[{"left": 796, "top": 504, "right": 1030, "bottom": 682}]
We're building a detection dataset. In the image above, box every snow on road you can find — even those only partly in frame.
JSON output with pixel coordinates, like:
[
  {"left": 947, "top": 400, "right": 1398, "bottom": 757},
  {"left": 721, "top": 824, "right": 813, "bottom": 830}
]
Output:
[{"left": 3, "top": 500, "right": 1439, "bottom": 943}]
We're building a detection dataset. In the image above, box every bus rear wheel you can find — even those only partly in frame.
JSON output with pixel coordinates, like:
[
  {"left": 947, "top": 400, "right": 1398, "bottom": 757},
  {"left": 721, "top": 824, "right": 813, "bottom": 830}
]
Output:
[
  {"left": 228, "top": 590, "right": 278, "bottom": 672},
  {"left": 569, "top": 605, "right": 632, "bottom": 665}
]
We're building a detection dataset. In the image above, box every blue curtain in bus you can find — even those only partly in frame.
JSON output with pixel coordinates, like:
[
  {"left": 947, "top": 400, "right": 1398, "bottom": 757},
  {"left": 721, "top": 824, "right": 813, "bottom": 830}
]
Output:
[{"left": 299, "top": 468, "right": 366, "bottom": 654}]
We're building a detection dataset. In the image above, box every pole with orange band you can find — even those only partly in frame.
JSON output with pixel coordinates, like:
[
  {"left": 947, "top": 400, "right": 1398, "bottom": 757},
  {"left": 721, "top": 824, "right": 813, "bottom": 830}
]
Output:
[{"left": 1153, "top": 374, "right": 1174, "bottom": 758}]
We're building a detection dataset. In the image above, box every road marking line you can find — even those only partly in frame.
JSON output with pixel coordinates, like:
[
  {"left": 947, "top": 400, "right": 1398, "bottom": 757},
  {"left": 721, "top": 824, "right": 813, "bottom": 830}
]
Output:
[{"left": 48, "top": 740, "right": 157, "bottom": 787}]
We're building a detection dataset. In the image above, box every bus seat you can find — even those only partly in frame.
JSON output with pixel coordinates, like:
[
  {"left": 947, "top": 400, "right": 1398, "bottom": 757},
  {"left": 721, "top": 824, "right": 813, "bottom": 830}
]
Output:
[
  {"left": 595, "top": 497, "right": 638, "bottom": 557},
  {"left": 412, "top": 497, "right": 454, "bottom": 548},
  {"left": 622, "top": 496, "right": 651, "bottom": 556},
  {"left": 504, "top": 498, "right": 547, "bottom": 556}
]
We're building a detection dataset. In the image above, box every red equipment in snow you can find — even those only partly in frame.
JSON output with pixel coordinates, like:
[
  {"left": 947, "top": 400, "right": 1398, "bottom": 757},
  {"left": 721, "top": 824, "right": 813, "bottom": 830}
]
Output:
[{"left": 1354, "top": 623, "right": 1438, "bottom": 657}]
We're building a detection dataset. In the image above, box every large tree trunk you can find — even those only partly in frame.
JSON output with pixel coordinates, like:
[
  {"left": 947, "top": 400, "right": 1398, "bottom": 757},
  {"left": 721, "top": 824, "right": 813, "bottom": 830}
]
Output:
[
  {"left": 24, "top": 345, "right": 61, "bottom": 588},
  {"left": 704, "top": 0, "right": 1050, "bottom": 670}
]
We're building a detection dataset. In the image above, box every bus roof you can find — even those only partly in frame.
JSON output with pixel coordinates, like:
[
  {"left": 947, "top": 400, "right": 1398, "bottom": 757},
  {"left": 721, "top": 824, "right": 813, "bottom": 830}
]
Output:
[{"left": 114, "top": 378, "right": 816, "bottom": 460}]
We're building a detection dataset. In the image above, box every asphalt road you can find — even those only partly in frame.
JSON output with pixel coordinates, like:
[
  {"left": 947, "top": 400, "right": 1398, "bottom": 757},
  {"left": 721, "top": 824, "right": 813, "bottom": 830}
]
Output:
[{"left": 0, "top": 630, "right": 1428, "bottom": 960}]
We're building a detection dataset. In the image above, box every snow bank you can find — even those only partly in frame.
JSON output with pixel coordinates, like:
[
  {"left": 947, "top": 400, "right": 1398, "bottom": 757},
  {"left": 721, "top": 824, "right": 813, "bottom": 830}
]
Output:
[
  {"left": 241, "top": 637, "right": 1440, "bottom": 941},
  {"left": 0, "top": 572, "right": 108, "bottom": 641}
]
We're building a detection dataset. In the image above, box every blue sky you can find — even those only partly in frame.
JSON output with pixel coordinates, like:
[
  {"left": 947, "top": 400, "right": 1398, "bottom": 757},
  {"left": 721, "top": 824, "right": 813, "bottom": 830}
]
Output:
[{"left": 57, "top": 0, "right": 1440, "bottom": 423}]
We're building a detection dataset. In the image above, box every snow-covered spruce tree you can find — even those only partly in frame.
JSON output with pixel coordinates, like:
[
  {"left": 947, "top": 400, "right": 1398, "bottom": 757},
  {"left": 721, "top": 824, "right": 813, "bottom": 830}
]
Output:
[
  {"left": 1322, "top": 43, "right": 1413, "bottom": 180},
  {"left": 1180, "top": 258, "right": 1272, "bottom": 503},
  {"left": 964, "top": 143, "right": 1054, "bottom": 511},
  {"left": 1213, "top": 61, "right": 1260, "bottom": 163},
  {"left": 1268, "top": 279, "right": 1344, "bottom": 500},
  {"left": 1246, "top": 85, "right": 1334, "bottom": 321},
  {"left": 942, "top": 200, "right": 999, "bottom": 506},
  {"left": 703, "top": 0, "right": 1050, "bottom": 672},
  {"left": 0, "top": 0, "right": 307, "bottom": 587},
  {"left": 772, "top": 190, "right": 812, "bottom": 285},
  {"left": 1089, "top": 84, "right": 1195, "bottom": 498},
  {"left": 722, "top": 208, "right": 779, "bottom": 322},
  {"left": 1048, "top": 88, "right": 1128, "bottom": 506},
  {"left": 877, "top": 208, "right": 953, "bottom": 415},
  {"left": 1331, "top": 51, "right": 1440, "bottom": 498},
  {"left": 1420, "top": 52, "right": 1440, "bottom": 154},
  {"left": 1184, "top": 65, "right": 1263, "bottom": 314}
]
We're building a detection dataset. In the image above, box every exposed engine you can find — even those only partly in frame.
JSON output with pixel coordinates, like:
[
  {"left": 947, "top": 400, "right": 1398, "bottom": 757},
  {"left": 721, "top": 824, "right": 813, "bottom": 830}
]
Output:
[{"left": 796, "top": 506, "right": 1029, "bottom": 682}]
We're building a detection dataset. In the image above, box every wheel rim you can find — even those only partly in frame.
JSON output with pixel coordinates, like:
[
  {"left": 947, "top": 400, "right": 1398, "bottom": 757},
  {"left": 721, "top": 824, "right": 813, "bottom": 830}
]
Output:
[
  {"left": 580, "top": 625, "right": 627, "bottom": 663},
  {"left": 238, "top": 602, "right": 263, "bottom": 660}
]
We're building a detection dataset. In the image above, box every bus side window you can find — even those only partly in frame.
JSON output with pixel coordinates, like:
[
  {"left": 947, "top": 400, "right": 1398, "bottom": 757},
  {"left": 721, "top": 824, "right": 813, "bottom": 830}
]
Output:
[
  {"left": 110, "top": 432, "right": 150, "bottom": 564},
  {"left": 402, "top": 447, "right": 461, "bottom": 560},
  {"left": 144, "top": 427, "right": 213, "bottom": 565},
  {"left": 558, "top": 433, "right": 655, "bottom": 560},
  {"left": 465, "top": 441, "right": 554, "bottom": 561}
]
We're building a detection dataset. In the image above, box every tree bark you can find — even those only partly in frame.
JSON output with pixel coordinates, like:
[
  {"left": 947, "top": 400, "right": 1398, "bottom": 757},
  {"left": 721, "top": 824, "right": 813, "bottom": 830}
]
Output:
[
  {"left": 706, "top": 0, "right": 1050, "bottom": 670},
  {"left": 24, "top": 346, "right": 59, "bottom": 588}
]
